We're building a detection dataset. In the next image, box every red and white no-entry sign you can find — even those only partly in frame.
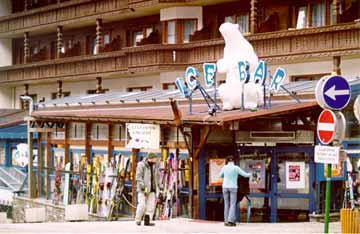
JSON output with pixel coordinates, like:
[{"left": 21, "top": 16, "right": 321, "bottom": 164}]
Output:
[{"left": 317, "top": 109, "right": 337, "bottom": 145}]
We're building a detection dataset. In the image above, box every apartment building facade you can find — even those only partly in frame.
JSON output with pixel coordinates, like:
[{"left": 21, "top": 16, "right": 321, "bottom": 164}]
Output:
[{"left": 0, "top": 0, "right": 358, "bottom": 109}]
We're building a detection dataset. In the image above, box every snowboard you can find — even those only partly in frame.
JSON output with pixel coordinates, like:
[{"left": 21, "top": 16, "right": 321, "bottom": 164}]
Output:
[{"left": 90, "top": 157, "right": 100, "bottom": 214}]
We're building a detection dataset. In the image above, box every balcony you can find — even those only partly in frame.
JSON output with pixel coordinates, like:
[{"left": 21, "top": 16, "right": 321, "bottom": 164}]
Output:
[
  {"left": 0, "top": 22, "right": 358, "bottom": 84},
  {"left": 0, "top": 0, "right": 130, "bottom": 37}
]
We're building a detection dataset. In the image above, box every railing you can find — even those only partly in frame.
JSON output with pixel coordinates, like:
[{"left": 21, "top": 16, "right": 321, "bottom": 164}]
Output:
[
  {"left": 0, "top": 0, "right": 129, "bottom": 36},
  {"left": 0, "top": 22, "right": 359, "bottom": 83}
]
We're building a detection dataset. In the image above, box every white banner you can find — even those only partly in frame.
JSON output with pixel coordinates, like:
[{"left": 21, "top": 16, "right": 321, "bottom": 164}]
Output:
[
  {"left": 285, "top": 161, "right": 305, "bottom": 189},
  {"left": 314, "top": 145, "right": 340, "bottom": 164},
  {"left": 126, "top": 123, "right": 160, "bottom": 149}
]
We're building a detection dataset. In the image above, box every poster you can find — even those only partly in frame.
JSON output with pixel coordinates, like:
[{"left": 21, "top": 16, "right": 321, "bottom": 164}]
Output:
[
  {"left": 209, "top": 159, "right": 225, "bottom": 186},
  {"left": 245, "top": 160, "right": 265, "bottom": 189},
  {"left": 286, "top": 161, "right": 305, "bottom": 189},
  {"left": 126, "top": 123, "right": 160, "bottom": 149}
]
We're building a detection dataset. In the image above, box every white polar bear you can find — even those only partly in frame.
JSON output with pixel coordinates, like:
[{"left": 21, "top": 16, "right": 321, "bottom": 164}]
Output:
[{"left": 217, "top": 22, "right": 263, "bottom": 110}]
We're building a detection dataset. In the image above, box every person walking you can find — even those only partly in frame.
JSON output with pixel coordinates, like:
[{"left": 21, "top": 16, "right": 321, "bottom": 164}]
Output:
[
  {"left": 135, "top": 152, "right": 161, "bottom": 226},
  {"left": 220, "top": 156, "right": 251, "bottom": 226}
]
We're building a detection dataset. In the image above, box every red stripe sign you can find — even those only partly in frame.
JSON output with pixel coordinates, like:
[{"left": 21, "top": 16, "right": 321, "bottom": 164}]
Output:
[{"left": 317, "top": 109, "right": 336, "bottom": 145}]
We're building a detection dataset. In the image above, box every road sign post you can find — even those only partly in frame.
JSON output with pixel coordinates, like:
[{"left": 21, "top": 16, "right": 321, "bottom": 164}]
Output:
[{"left": 315, "top": 75, "right": 351, "bottom": 234}]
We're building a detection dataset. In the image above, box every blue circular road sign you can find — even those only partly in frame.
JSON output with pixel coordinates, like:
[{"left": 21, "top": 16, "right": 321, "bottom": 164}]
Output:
[{"left": 316, "top": 75, "right": 351, "bottom": 110}]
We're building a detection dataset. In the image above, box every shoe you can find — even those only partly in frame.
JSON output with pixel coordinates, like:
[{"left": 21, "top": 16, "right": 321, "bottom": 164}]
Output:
[
  {"left": 144, "top": 214, "right": 155, "bottom": 226},
  {"left": 136, "top": 221, "right": 141, "bottom": 226},
  {"left": 227, "top": 222, "right": 236, "bottom": 226}
]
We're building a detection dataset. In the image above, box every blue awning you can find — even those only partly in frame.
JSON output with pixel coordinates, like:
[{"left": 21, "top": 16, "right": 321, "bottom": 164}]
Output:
[{"left": 0, "top": 124, "right": 37, "bottom": 140}]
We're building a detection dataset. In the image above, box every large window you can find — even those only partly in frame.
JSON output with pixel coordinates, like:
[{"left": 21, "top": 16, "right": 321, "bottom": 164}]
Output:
[
  {"left": 311, "top": 1, "right": 326, "bottom": 27},
  {"left": 131, "top": 27, "right": 153, "bottom": 46},
  {"left": 69, "top": 122, "right": 85, "bottom": 140},
  {"left": 295, "top": 1, "right": 327, "bottom": 29},
  {"left": 236, "top": 14, "right": 249, "bottom": 33},
  {"left": 166, "top": 21, "right": 176, "bottom": 44},
  {"left": 183, "top": 19, "right": 197, "bottom": 43},
  {"left": 91, "top": 123, "right": 109, "bottom": 140}
]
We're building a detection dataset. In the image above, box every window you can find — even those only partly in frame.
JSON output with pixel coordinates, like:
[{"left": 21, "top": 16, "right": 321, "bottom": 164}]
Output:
[
  {"left": 127, "top": 86, "right": 152, "bottom": 92},
  {"left": 0, "top": 147, "right": 5, "bottom": 165},
  {"left": 86, "top": 89, "right": 109, "bottom": 94},
  {"left": 51, "top": 91, "right": 71, "bottom": 100},
  {"left": 51, "top": 128, "right": 65, "bottom": 140},
  {"left": 133, "top": 31, "right": 144, "bottom": 46},
  {"left": 183, "top": 19, "right": 196, "bottom": 43},
  {"left": 69, "top": 122, "right": 85, "bottom": 139},
  {"left": 162, "top": 82, "right": 177, "bottom": 90},
  {"left": 131, "top": 27, "right": 153, "bottom": 47},
  {"left": 91, "top": 123, "right": 109, "bottom": 140},
  {"left": 112, "top": 124, "right": 126, "bottom": 140},
  {"left": 167, "top": 21, "right": 176, "bottom": 44},
  {"left": 296, "top": 6, "right": 307, "bottom": 29},
  {"left": 290, "top": 73, "right": 329, "bottom": 82},
  {"left": 104, "top": 34, "right": 111, "bottom": 45},
  {"left": 311, "top": 1, "right": 325, "bottom": 27},
  {"left": 224, "top": 16, "right": 234, "bottom": 23},
  {"left": 236, "top": 14, "right": 249, "bottom": 33}
]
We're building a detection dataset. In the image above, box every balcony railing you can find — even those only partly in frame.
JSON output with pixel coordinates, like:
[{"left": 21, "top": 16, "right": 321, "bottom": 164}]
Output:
[
  {"left": 0, "top": 0, "right": 129, "bottom": 36},
  {"left": 0, "top": 22, "right": 358, "bottom": 84}
]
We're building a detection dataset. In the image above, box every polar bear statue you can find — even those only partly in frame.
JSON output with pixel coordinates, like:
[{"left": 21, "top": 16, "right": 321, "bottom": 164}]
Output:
[{"left": 217, "top": 22, "right": 263, "bottom": 110}]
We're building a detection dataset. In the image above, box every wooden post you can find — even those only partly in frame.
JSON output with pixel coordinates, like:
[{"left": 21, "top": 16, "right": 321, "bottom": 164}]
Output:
[
  {"left": 96, "top": 77, "right": 103, "bottom": 94},
  {"left": 28, "top": 123, "right": 36, "bottom": 198},
  {"left": 24, "top": 32, "right": 30, "bottom": 63},
  {"left": 333, "top": 56, "right": 341, "bottom": 75},
  {"left": 37, "top": 132, "right": 41, "bottom": 197},
  {"left": 107, "top": 123, "right": 113, "bottom": 163},
  {"left": 45, "top": 133, "right": 51, "bottom": 200},
  {"left": 64, "top": 122, "right": 69, "bottom": 164},
  {"left": 191, "top": 127, "right": 200, "bottom": 219},
  {"left": 250, "top": 0, "right": 258, "bottom": 34},
  {"left": 85, "top": 122, "right": 91, "bottom": 163},
  {"left": 57, "top": 26, "right": 63, "bottom": 59},
  {"left": 95, "top": 19, "right": 103, "bottom": 54},
  {"left": 57, "top": 80, "right": 63, "bottom": 98},
  {"left": 131, "top": 148, "right": 138, "bottom": 216},
  {"left": 332, "top": 0, "right": 341, "bottom": 25}
]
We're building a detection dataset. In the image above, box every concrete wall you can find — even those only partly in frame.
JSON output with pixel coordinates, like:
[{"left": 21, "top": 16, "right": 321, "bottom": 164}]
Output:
[
  {"left": 0, "top": 0, "right": 11, "bottom": 17},
  {"left": 0, "top": 39, "right": 13, "bottom": 67},
  {"left": 160, "top": 6, "right": 203, "bottom": 30},
  {"left": 0, "top": 86, "right": 13, "bottom": 108}
]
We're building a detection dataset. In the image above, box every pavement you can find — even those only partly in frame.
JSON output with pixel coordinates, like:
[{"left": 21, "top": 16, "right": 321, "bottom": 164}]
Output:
[{"left": 0, "top": 218, "right": 341, "bottom": 233}]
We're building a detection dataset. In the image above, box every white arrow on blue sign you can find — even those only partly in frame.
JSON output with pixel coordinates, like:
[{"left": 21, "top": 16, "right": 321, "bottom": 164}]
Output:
[{"left": 315, "top": 75, "right": 351, "bottom": 110}]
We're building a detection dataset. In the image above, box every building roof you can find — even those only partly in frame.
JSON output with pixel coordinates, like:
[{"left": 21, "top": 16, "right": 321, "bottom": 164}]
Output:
[
  {"left": 0, "top": 109, "right": 27, "bottom": 128},
  {"left": 32, "top": 78, "right": 360, "bottom": 125}
]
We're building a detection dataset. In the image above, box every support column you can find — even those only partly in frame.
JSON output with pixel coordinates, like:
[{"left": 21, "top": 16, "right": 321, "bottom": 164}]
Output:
[
  {"left": 250, "top": 0, "right": 258, "bottom": 34},
  {"left": 107, "top": 123, "right": 113, "bottom": 163},
  {"left": 131, "top": 148, "right": 138, "bottom": 216},
  {"left": 64, "top": 122, "right": 69, "bottom": 164},
  {"left": 333, "top": 56, "right": 341, "bottom": 75},
  {"left": 45, "top": 133, "right": 51, "bottom": 200},
  {"left": 28, "top": 126, "right": 36, "bottom": 198},
  {"left": 24, "top": 32, "right": 30, "bottom": 63},
  {"left": 56, "top": 26, "right": 63, "bottom": 59},
  {"left": 95, "top": 19, "right": 103, "bottom": 54},
  {"left": 57, "top": 80, "right": 63, "bottom": 98},
  {"left": 96, "top": 77, "right": 103, "bottom": 94}
]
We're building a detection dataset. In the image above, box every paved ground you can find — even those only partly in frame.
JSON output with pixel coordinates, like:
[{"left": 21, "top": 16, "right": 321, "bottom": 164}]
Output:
[{"left": 0, "top": 218, "right": 341, "bottom": 233}]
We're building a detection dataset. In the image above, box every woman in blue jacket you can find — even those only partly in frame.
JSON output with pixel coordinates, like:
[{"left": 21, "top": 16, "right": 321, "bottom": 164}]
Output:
[{"left": 220, "top": 156, "right": 251, "bottom": 226}]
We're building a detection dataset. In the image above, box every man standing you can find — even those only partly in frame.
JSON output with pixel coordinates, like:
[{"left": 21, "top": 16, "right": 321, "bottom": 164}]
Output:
[
  {"left": 135, "top": 152, "right": 161, "bottom": 226},
  {"left": 220, "top": 156, "right": 251, "bottom": 226}
]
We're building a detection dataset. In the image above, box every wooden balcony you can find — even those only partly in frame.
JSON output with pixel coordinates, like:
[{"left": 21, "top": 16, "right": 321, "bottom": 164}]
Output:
[
  {"left": 0, "top": 22, "right": 358, "bottom": 84},
  {"left": 0, "top": 0, "right": 129, "bottom": 37}
]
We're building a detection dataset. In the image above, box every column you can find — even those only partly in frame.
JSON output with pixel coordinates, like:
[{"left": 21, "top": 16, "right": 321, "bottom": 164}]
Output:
[
  {"left": 24, "top": 32, "right": 30, "bottom": 63},
  {"left": 95, "top": 18, "right": 103, "bottom": 54},
  {"left": 57, "top": 26, "right": 63, "bottom": 59},
  {"left": 96, "top": 77, "right": 102, "bottom": 94},
  {"left": 333, "top": 56, "right": 341, "bottom": 75},
  {"left": 57, "top": 80, "right": 63, "bottom": 98},
  {"left": 250, "top": 0, "right": 258, "bottom": 34},
  {"left": 332, "top": 0, "right": 341, "bottom": 24}
]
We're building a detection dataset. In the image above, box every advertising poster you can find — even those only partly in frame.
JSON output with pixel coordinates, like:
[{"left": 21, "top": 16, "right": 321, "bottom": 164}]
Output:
[
  {"left": 126, "top": 123, "right": 160, "bottom": 149},
  {"left": 245, "top": 160, "right": 265, "bottom": 189},
  {"left": 54, "top": 150, "right": 65, "bottom": 170},
  {"left": 209, "top": 159, "right": 225, "bottom": 186},
  {"left": 286, "top": 161, "right": 305, "bottom": 189}
]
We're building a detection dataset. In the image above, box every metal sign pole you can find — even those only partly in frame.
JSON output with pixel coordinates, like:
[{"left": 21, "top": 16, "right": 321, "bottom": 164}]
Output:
[{"left": 324, "top": 163, "right": 331, "bottom": 233}]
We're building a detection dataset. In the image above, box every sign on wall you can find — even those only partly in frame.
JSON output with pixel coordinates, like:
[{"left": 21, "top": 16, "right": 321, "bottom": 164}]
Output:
[
  {"left": 245, "top": 160, "right": 266, "bottom": 189},
  {"left": 125, "top": 123, "right": 160, "bottom": 149},
  {"left": 314, "top": 145, "right": 340, "bottom": 164},
  {"left": 285, "top": 161, "right": 305, "bottom": 189},
  {"left": 209, "top": 158, "right": 225, "bottom": 186}
]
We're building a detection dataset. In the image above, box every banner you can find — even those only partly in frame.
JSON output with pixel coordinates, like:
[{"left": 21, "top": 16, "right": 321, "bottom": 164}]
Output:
[
  {"left": 286, "top": 161, "right": 305, "bottom": 189},
  {"left": 126, "top": 123, "right": 160, "bottom": 149},
  {"left": 209, "top": 159, "right": 225, "bottom": 186}
]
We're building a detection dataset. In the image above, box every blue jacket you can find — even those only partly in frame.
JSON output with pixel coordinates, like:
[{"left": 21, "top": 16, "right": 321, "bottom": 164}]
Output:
[{"left": 220, "top": 162, "right": 250, "bottom": 188}]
